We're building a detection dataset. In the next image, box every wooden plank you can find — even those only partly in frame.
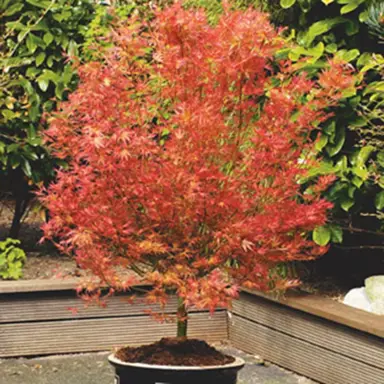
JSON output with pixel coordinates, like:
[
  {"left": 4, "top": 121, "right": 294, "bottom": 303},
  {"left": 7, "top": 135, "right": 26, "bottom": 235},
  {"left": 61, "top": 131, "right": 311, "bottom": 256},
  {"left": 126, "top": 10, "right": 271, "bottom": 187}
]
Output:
[
  {"left": 0, "top": 276, "right": 148, "bottom": 294},
  {"left": 0, "top": 312, "right": 227, "bottom": 358},
  {"left": 242, "top": 288, "right": 384, "bottom": 339},
  {"left": 232, "top": 293, "right": 384, "bottom": 370},
  {"left": 0, "top": 293, "right": 217, "bottom": 323},
  {"left": 230, "top": 315, "right": 384, "bottom": 384},
  {"left": 0, "top": 279, "right": 86, "bottom": 294}
]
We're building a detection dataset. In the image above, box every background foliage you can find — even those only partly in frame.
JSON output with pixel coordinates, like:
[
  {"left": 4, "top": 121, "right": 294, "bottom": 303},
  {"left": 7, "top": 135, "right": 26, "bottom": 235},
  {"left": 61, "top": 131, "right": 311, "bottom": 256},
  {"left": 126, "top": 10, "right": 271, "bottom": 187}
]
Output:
[
  {"left": 267, "top": 1, "right": 384, "bottom": 264},
  {"left": 0, "top": 0, "right": 95, "bottom": 238},
  {"left": 0, "top": 238, "right": 26, "bottom": 279}
]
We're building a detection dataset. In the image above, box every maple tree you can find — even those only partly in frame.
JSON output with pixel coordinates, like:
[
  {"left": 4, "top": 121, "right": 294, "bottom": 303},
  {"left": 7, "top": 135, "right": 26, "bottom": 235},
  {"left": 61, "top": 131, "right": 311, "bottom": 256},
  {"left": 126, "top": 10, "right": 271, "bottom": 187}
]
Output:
[{"left": 41, "top": 3, "right": 356, "bottom": 336}]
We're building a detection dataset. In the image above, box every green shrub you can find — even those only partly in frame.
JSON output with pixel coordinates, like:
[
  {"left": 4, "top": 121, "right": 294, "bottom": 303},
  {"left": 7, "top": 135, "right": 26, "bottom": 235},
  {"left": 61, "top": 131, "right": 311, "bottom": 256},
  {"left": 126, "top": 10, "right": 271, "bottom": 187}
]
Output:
[
  {"left": 258, "top": 0, "right": 384, "bottom": 246},
  {"left": 0, "top": 0, "right": 95, "bottom": 237},
  {"left": 0, "top": 238, "right": 26, "bottom": 279}
]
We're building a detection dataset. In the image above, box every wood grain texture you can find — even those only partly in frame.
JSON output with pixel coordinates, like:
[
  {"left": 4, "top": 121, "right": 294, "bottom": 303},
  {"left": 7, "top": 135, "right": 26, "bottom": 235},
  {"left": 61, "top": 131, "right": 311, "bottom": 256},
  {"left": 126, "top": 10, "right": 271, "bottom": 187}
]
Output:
[
  {"left": 232, "top": 293, "right": 384, "bottom": 369},
  {"left": 230, "top": 315, "right": 383, "bottom": 384},
  {"left": 0, "top": 279, "right": 87, "bottom": 294},
  {"left": 0, "top": 312, "right": 227, "bottom": 357},
  {"left": 0, "top": 293, "right": 214, "bottom": 323},
  {"left": 242, "top": 288, "right": 384, "bottom": 338},
  {"left": 0, "top": 277, "right": 147, "bottom": 294}
]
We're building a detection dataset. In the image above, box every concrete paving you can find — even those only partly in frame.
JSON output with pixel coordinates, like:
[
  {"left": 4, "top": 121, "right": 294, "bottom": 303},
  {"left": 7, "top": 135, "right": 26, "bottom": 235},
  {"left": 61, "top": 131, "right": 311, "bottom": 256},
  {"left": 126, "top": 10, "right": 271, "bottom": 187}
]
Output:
[{"left": 0, "top": 347, "right": 316, "bottom": 384}]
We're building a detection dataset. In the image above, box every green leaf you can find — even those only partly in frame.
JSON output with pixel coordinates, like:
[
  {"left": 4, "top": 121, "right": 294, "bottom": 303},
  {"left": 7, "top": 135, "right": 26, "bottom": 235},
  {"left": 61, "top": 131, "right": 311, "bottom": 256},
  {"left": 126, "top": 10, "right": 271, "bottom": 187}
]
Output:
[
  {"left": 357, "top": 146, "right": 375, "bottom": 167},
  {"left": 280, "top": 0, "right": 296, "bottom": 8},
  {"left": 3, "top": 3, "right": 24, "bottom": 16},
  {"left": 377, "top": 152, "right": 384, "bottom": 168},
  {"left": 326, "top": 126, "right": 345, "bottom": 157},
  {"left": 38, "top": 78, "right": 49, "bottom": 92},
  {"left": 26, "top": 34, "right": 37, "bottom": 54},
  {"left": 359, "top": 10, "right": 368, "bottom": 22},
  {"left": 341, "top": 87, "right": 357, "bottom": 98},
  {"left": 334, "top": 156, "right": 348, "bottom": 173},
  {"left": 340, "top": 0, "right": 365, "bottom": 15},
  {"left": 357, "top": 52, "right": 372, "bottom": 68},
  {"left": 352, "top": 176, "right": 363, "bottom": 188},
  {"left": 26, "top": 66, "right": 41, "bottom": 78},
  {"left": 348, "top": 185, "right": 356, "bottom": 198},
  {"left": 322, "top": 0, "right": 334, "bottom": 4},
  {"left": 336, "top": 49, "right": 360, "bottom": 62},
  {"left": 55, "top": 82, "right": 65, "bottom": 99},
  {"left": 43, "top": 32, "right": 54, "bottom": 46},
  {"left": 345, "top": 19, "right": 359, "bottom": 36},
  {"left": 313, "top": 226, "right": 331, "bottom": 246},
  {"left": 9, "top": 155, "right": 21, "bottom": 169},
  {"left": 375, "top": 191, "right": 384, "bottom": 210},
  {"left": 329, "top": 225, "right": 343, "bottom": 243},
  {"left": 324, "top": 120, "right": 336, "bottom": 135},
  {"left": 349, "top": 117, "right": 366, "bottom": 127},
  {"left": 29, "top": 104, "right": 40, "bottom": 122},
  {"left": 325, "top": 43, "right": 338, "bottom": 53},
  {"left": 2, "top": 109, "right": 16, "bottom": 120},
  {"left": 315, "top": 134, "right": 328, "bottom": 151},
  {"left": 40, "top": 69, "right": 60, "bottom": 84},
  {"left": 352, "top": 165, "right": 369, "bottom": 180},
  {"left": 304, "top": 17, "right": 346, "bottom": 47},
  {"left": 62, "top": 64, "right": 74, "bottom": 85},
  {"left": 27, "top": 125, "right": 36, "bottom": 140},
  {"left": 36, "top": 52, "right": 46, "bottom": 67},
  {"left": 22, "top": 160, "right": 32, "bottom": 178},
  {"left": 28, "top": 137, "right": 42, "bottom": 147},
  {"left": 47, "top": 56, "right": 54, "bottom": 68},
  {"left": 340, "top": 196, "right": 355, "bottom": 211},
  {"left": 26, "top": 0, "right": 52, "bottom": 8}
]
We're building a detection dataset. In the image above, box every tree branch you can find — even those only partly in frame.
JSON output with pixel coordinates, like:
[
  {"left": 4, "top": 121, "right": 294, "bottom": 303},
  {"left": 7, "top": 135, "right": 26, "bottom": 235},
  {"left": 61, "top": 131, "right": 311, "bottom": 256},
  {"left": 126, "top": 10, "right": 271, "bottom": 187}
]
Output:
[{"left": 339, "top": 226, "right": 384, "bottom": 238}]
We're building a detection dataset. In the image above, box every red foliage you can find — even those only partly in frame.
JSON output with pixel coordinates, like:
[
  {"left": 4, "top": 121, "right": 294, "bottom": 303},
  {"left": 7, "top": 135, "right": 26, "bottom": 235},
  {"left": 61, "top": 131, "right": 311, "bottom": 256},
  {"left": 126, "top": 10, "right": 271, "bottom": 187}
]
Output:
[{"left": 41, "top": 5, "right": 356, "bottom": 314}]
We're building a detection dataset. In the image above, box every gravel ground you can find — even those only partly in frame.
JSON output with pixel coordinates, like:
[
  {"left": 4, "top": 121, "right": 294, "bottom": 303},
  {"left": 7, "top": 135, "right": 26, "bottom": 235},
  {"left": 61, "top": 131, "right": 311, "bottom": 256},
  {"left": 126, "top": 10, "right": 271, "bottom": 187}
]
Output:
[{"left": 0, "top": 347, "right": 316, "bottom": 384}]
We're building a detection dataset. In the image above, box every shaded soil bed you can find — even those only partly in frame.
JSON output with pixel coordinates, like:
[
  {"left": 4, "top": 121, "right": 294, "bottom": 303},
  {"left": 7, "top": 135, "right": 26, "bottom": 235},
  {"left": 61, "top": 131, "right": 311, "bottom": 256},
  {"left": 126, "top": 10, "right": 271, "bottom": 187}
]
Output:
[
  {"left": 115, "top": 338, "right": 235, "bottom": 366},
  {"left": 0, "top": 200, "right": 83, "bottom": 280}
]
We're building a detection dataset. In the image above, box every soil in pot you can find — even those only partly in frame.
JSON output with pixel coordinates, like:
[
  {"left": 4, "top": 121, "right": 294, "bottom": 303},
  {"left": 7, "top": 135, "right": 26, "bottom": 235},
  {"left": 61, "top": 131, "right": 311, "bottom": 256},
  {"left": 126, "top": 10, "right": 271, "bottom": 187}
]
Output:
[{"left": 115, "top": 337, "right": 235, "bottom": 366}]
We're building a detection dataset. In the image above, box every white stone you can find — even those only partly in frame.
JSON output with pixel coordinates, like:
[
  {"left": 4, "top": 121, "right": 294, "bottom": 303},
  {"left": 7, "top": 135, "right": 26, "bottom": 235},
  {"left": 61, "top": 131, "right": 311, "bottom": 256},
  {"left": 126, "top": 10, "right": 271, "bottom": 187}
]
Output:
[
  {"left": 365, "top": 276, "right": 384, "bottom": 315},
  {"left": 343, "top": 287, "right": 373, "bottom": 312}
]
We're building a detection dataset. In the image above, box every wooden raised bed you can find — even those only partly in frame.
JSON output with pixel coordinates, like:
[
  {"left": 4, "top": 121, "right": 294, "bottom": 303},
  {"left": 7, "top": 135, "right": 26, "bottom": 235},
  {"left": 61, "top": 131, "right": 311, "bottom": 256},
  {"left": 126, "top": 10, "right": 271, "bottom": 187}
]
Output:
[
  {"left": 0, "top": 279, "right": 226, "bottom": 358},
  {"left": 1, "top": 279, "right": 383, "bottom": 384},
  {"left": 229, "top": 290, "right": 384, "bottom": 384}
]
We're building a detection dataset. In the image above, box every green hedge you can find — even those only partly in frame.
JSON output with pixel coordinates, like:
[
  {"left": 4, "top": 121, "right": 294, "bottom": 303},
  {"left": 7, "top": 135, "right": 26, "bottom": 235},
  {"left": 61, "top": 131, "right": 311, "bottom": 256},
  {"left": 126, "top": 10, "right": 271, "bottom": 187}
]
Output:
[{"left": 0, "top": 0, "right": 95, "bottom": 237}]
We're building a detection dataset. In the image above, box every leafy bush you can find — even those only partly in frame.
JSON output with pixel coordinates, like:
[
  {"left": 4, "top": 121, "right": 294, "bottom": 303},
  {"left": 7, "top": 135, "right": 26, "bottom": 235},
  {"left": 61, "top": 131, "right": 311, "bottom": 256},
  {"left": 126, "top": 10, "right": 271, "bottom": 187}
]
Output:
[
  {"left": 0, "top": 238, "right": 26, "bottom": 279},
  {"left": 248, "top": 0, "right": 384, "bottom": 248},
  {"left": 0, "top": 0, "right": 95, "bottom": 237},
  {"left": 41, "top": 4, "right": 356, "bottom": 334}
]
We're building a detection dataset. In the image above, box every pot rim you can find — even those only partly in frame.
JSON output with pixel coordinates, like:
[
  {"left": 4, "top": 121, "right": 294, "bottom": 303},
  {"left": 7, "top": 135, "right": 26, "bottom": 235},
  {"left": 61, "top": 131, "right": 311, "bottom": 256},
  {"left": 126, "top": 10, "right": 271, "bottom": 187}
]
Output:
[{"left": 108, "top": 354, "right": 245, "bottom": 371}]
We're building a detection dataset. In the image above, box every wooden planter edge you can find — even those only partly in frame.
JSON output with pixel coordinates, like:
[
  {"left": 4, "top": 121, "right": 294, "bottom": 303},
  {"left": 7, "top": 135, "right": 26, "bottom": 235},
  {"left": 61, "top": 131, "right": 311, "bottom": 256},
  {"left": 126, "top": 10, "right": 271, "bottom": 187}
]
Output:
[
  {"left": 0, "top": 278, "right": 149, "bottom": 294},
  {"left": 241, "top": 288, "right": 384, "bottom": 339},
  {"left": 1, "top": 280, "right": 382, "bottom": 338}
]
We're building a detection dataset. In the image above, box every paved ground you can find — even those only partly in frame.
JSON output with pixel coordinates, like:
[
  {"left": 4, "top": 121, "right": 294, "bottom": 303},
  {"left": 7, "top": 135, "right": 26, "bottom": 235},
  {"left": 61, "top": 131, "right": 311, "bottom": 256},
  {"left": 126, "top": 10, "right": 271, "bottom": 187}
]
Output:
[{"left": 0, "top": 347, "right": 316, "bottom": 384}]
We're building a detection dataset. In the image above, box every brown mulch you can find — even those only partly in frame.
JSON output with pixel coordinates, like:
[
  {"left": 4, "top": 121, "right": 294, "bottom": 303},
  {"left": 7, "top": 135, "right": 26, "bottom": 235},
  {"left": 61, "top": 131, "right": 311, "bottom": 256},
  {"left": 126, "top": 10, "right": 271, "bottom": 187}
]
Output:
[
  {"left": 21, "top": 253, "right": 83, "bottom": 280},
  {"left": 115, "top": 338, "right": 235, "bottom": 366}
]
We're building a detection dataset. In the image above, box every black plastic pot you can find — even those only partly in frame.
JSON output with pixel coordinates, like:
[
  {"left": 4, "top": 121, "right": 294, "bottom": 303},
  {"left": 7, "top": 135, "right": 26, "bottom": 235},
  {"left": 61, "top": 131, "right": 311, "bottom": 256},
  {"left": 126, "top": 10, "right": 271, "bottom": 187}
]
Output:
[{"left": 109, "top": 354, "right": 245, "bottom": 384}]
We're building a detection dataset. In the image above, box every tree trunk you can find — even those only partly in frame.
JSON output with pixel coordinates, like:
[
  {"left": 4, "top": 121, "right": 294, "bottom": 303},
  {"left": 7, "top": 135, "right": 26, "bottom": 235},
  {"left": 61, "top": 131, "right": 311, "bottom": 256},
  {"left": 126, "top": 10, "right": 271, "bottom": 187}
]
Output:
[
  {"left": 176, "top": 297, "right": 188, "bottom": 338},
  {"left": 9, "top": 171, "right": 30, "bottom": 239}
]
